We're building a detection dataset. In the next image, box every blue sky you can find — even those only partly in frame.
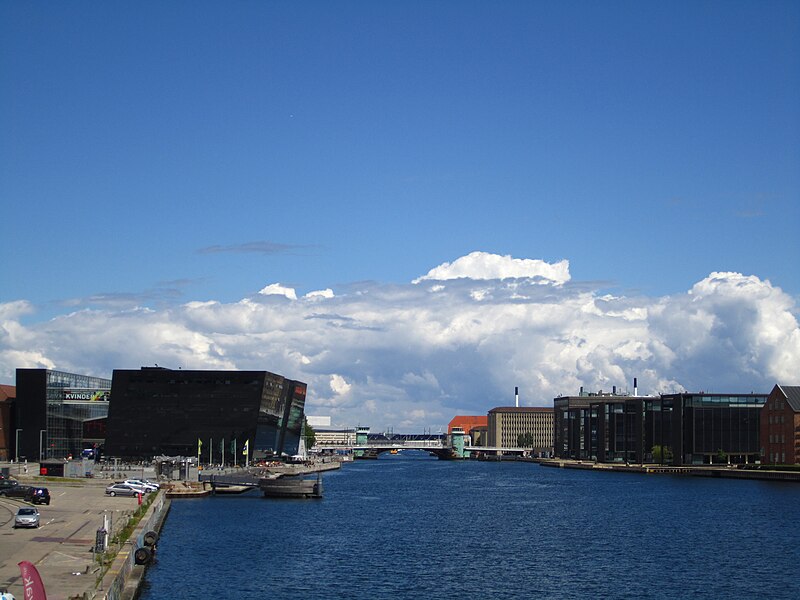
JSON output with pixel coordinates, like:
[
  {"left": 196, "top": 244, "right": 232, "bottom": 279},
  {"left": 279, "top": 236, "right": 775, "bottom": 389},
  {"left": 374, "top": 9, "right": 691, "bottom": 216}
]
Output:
[{"left": 1, "top": 2, "right": 799, "bottom": 428}]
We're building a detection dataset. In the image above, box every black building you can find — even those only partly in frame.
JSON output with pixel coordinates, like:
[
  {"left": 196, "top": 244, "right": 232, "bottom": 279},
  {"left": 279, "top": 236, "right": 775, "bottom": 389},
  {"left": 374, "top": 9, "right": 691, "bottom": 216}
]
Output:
[
  {"left": 105, "top": 367, "right": 307, "bottom": 460},
  {"left": 554, "top": 390, "right": 767, "bottom": 465},
  {"left": 14, "top": 368, "right": 112, "bottom": 461},
  {"left": 554, "top": 393, "right": 649, "bottom": 463},
  {"left": 660, "top": 392, "right": 765, "bottom": 465}
]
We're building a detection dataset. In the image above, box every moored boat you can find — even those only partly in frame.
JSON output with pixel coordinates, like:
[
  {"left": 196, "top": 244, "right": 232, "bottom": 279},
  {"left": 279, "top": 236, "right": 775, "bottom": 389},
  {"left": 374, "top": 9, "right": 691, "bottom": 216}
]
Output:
[{"left": 259, "top": 475, "right": 322, "bottom": 499}]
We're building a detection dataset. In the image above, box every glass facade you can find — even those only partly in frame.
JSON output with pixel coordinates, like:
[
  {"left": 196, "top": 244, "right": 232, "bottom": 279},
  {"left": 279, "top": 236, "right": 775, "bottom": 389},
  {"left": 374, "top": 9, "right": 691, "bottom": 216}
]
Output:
[
  {"left": 15, "top": 369, "right": 111, "bottom": 460},
  {"left": 105, "top": 368, "right": 307, "bottom": 460},
  {"left": 663, "top": 393, "right": 764, "bottom": 464},
  {"left": 555, "top": 392, "right": 767, "bottom": 465}
]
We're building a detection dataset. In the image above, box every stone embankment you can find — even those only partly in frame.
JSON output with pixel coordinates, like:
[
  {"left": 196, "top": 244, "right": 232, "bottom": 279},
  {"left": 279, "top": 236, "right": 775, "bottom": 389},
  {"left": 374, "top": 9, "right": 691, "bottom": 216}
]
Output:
[
  {"left": 538, "top": 459, "right": 800, "bottom": 481},
  {"left": 0, "top": 465, "right": 170, "bottom": 600}
]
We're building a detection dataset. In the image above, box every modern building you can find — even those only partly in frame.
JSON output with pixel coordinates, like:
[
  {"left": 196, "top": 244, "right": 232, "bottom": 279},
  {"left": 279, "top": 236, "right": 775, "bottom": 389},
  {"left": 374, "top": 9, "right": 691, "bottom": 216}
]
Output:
[
  {"left": 14, "top": 369, "right": 112, "bottom": 461},
  {"left": 554, "top": 389, "right": 767, "bottom": 465},
  {"left": 0, "top": 384, "right": 15, "bottom": 461},
  {"left": 313, "top": 428, "right": 358, "bottom": 448},
  {"left": 487, "top": 406, "right": 554, "bottom": 454},
  {"left": 554, "top": 391, "right": 651, "bottom": 463},
  {"left": 104, "top": 367, "right": 307, "bottom": 460},
  {"left": 761, "top": 384, "right": 800, "bottom": 465}
]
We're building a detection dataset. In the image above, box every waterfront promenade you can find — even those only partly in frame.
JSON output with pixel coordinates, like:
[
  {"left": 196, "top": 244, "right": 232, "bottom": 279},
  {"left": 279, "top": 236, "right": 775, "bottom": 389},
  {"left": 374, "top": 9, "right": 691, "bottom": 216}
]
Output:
[{"left": 0, "top": 463, "right": 163, "bottom": 600}]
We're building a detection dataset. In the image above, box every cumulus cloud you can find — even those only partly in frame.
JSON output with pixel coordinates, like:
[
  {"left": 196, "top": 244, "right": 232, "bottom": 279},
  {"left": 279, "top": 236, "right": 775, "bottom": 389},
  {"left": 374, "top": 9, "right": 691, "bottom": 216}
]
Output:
[
  {"left": 257, "top": 283, "right": 297, "bottom": 300},
  {"left": 413, "top": 251, "right": 570, "bottom": 285},
  {"left": 1, "top": 253, "right": 798, "bottom": 431}
]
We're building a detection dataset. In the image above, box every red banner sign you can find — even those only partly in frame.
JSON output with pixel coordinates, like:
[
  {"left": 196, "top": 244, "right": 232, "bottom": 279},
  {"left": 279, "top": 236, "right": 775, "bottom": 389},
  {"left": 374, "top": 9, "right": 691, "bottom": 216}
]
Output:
[{"left": 17, "top": 561, "right": 47, "bottom": 600}]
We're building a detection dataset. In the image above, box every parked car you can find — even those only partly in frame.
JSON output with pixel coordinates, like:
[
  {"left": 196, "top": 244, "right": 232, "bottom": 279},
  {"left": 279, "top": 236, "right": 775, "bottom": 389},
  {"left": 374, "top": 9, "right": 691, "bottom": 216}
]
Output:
[
  {"left": 28, "top": 487, "right": 50, "bottom": 505},
  {"left": 14, "top": 507, "right": 40, "bottom": 529},
  {"left": 105, "top": 483, "right": 143, "bottom": 497},
  {"left": 124, "top": 479, "right": 158, "bottom": 492},
  {"left": 0, "top": 485, "right": 32, "bottom": 499},
  {"left": 0, "top": 479, "right": 19, "bottom": 493}
]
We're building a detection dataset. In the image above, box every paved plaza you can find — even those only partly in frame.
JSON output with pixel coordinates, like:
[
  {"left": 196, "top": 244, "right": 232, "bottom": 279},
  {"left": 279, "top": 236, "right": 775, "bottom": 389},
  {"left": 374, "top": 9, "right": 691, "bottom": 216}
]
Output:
[{"left": 0, "top": 466, "right": 150, "bottom": 600}]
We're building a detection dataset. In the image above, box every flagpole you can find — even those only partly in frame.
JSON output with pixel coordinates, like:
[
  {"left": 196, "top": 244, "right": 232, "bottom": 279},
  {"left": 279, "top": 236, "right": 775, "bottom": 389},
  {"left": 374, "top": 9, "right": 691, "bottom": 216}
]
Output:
[
  {"left": 234, "top": 439, "right": 237, "bottom": 468},
  {"left": 209, "top": 437, "right": 212, "bottom": 466},
  {"left": 222, "top": 437, "right": 225, "bottom": 468}
]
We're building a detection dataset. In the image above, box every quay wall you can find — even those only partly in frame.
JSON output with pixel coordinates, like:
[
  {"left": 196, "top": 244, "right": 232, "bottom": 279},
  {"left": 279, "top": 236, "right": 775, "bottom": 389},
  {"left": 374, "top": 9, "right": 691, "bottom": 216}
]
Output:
[
  {"left": 538, "top": 459, "right": 800, "bottom": 482},
  {"left": 99, "top": 491, "right": 171, "bottom": 600}
]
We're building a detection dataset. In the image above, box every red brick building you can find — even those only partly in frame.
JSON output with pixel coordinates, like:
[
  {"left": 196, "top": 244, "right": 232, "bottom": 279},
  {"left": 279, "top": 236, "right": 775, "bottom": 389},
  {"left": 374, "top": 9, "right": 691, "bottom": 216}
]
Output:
[
  {"left": 447, "top": 415, "right": 488, "bottom": 436},
  {"left": 0, "top": 384, "right": 15, "bottom": 461},
  {"left": 761, "top": 384, "right": 800, "bottom": 465}
]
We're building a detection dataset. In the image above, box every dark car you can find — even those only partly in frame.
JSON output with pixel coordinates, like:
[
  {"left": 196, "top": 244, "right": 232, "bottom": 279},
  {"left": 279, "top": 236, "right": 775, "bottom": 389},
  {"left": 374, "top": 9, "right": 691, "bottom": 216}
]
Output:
[
  {"left": 0, "top": 484, "right": 32, "bottom": 499},
  {"left": 0, "top": 479, "right": 21, "bottom": 494},
  {"left": 27, "top": 487, "right": 50, "bottom": 505}
]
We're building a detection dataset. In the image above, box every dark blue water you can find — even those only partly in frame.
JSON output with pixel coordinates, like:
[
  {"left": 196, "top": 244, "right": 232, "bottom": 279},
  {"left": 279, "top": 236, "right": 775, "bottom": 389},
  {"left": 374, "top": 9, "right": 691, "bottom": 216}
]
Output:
[{"left": 140, "top": 454, "right": 800, "bottom": 599}]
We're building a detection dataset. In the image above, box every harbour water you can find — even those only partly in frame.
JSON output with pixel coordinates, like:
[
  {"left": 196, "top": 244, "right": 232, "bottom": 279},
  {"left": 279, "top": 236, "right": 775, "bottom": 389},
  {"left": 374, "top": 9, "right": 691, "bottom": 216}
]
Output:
[{"left": 140, "top": 453, "right": 800, "bottom": 599}]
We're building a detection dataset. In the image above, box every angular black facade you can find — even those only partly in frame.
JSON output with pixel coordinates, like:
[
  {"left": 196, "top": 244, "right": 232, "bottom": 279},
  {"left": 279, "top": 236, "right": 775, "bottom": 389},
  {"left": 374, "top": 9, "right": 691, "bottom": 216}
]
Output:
[{"left": 105, "top": 368, "right": 306, "bottom": 460}]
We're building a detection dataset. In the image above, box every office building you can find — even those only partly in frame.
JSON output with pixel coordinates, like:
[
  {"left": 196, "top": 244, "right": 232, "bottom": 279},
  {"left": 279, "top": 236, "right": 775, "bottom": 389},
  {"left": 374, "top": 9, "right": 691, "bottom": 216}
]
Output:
[
  {"left": 14, "top": 368, "right": 112, "bottom": 461},
  {"left": 105, "top": 367, "right": 307, "bottom": 460},
  {"left": 487, "top": 406, "right": 554, "bottom": 454},
  {"left": 554, "top": 389, "right": 767, "bottom": 465}
]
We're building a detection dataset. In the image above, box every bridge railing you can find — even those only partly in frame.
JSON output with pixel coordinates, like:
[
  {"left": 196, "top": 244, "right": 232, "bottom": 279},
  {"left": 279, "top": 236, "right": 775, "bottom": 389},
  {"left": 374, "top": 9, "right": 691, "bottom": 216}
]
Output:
[{"left": 365, "top": 440, "right": 447, "bottom": 448}]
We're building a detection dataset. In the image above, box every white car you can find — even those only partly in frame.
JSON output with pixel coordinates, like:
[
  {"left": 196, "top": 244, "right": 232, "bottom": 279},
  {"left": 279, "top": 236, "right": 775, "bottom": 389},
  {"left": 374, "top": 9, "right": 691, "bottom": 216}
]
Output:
[{"left": 123, "top": 479, "right": 157, "bottom": 492}]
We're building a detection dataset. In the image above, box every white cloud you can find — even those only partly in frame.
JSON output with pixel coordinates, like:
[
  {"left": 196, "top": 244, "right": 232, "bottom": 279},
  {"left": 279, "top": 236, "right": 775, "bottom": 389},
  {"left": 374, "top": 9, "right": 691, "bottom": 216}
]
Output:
[
  {"left": 1, "top": 252, "right": 798, "bottom": 430},
  {"left": 413, "top": 251, "right": 570, "bottom": 285},
  {"left": 258, "top": 283, "right": 297, "bottom": 300},
  {"left": 305, "top": 289, "right": 334, "bottom": 300},
  {"left": 329, "top": 374, "right": 352, "bottom": 396}
]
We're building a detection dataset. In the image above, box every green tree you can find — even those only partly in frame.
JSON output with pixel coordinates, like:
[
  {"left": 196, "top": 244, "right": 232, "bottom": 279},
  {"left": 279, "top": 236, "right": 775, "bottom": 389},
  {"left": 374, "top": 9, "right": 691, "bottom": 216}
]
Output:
[
  {"left": 303, "top": 418, "right": 316, "bottom": 450},
  {"left": 716, "top": 448, "right": 728, "bottom": 464},
  {"left": 652, "top": 445, "right": 673, "bottom": 463},
  {"left": 517, "top": 432, "right": 535, "bottom": 447}
]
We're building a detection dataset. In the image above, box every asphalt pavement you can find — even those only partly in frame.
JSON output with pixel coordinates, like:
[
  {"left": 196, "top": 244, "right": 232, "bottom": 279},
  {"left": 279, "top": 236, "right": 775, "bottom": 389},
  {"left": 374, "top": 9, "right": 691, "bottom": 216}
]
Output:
[{"left": 0, "top": 471, "right": 149, "bottom": 600}]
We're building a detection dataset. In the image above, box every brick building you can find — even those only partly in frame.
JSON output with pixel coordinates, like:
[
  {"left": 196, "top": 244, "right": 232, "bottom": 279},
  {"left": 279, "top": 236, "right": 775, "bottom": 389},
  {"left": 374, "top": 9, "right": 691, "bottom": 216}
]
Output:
[{"left": 761, "top": 384, "right": 800, "bottom": 465}]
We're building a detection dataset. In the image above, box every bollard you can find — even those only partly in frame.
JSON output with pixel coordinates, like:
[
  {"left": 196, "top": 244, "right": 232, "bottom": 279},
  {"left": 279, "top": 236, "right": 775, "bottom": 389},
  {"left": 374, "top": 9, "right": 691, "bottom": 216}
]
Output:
[{"left": 137, "top": 492, "right": 142, "bottom": 505}]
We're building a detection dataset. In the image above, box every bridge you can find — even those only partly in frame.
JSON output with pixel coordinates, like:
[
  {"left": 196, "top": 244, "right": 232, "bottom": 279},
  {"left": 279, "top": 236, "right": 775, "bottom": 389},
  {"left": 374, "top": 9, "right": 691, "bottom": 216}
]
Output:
[
  {"left": 315, "top": 433, "right": 457, "bottom": 459},
  {"left": 314, "top": 430, "right": 536, "bottom": 460}
]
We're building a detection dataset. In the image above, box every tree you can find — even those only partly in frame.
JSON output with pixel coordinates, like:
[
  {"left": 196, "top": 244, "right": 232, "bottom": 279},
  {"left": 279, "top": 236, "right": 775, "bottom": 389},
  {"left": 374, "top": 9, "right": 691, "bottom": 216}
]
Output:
[
  {"left": 652, "top": 445, "right": 673, "bottom": 463},
  {"left": 517, "top": 432, "right": 535, "bottom": 448},
  {"left": 303, "top": 418, "right": 316, "bottom": 450}
]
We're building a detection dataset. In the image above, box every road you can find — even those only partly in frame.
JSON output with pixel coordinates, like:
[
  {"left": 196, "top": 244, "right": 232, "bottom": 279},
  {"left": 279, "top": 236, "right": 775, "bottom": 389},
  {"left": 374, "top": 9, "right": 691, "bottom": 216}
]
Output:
[{"left": 0, "top": 478, "right": 145, "bottom": 600}]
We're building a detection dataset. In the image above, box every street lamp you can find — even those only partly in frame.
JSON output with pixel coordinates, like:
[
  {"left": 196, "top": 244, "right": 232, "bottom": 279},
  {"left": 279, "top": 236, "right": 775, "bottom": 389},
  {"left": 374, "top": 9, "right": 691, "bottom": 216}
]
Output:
[
  {"left": 15, "top": 429, "right": 22, "bottom": 461},
  {"left": 39, "top": 430, "right": 46, "bottom": 462}
]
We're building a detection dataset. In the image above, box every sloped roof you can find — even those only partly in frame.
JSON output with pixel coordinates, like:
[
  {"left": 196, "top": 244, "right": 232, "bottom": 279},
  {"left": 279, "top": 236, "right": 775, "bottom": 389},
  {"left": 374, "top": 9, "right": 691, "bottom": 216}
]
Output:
[
  {"left": 448, "top": 415, "right": 488, "bottom": 434},
  {"left": 778, "top": 385, "right": 800, "bottom": 412},
  {"left": 0, "top": 384, "right": 15, "bottom": 402}
]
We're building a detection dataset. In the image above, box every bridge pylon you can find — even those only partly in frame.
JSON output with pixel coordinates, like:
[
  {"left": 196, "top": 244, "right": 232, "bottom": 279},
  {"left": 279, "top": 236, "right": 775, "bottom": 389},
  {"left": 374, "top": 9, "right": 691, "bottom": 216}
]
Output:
[
  {"left": 450, "top": 427, "right": 466, "bottom": 458},
  {"left": 354, "top": 426, "right": 370, "bottom": 458}
]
